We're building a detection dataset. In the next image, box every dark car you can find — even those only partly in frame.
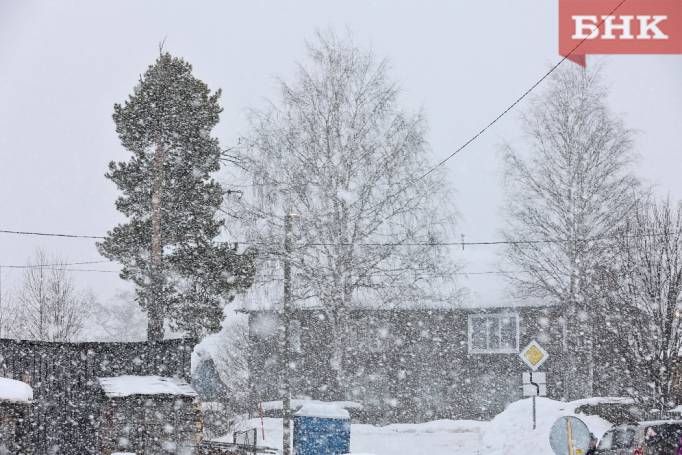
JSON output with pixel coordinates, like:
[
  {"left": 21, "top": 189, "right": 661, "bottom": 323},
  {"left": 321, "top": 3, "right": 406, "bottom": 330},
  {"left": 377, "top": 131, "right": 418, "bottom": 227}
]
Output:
[{"left": 597, "top": 421, "right": 682, "bottom": 455}]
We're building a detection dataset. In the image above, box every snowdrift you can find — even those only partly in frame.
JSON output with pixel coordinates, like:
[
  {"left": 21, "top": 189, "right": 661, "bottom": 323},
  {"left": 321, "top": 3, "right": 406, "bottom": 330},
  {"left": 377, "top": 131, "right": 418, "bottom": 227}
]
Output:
[{"left": 481, "top": 397, "right": 616, "bottom": 455}]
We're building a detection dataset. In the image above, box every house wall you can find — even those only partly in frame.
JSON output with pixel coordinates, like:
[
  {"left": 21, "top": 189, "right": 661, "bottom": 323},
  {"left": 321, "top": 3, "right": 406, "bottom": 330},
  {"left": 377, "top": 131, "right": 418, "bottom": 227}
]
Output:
[
  {"left": 100, "top": 396, "right": 202, "bottom": 455},
  {"left": 0, "top": 401, "right": 32, "bottom": 454},
  {"left": 246, "top": 306, "right": 630, "bottom": 422}
]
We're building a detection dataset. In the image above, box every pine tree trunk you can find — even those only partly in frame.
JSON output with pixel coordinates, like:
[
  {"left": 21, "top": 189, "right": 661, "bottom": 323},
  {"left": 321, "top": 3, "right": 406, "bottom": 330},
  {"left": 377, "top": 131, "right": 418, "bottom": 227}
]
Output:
[{"left": 148, "top": 142, "right": 165, "bottom": 340}]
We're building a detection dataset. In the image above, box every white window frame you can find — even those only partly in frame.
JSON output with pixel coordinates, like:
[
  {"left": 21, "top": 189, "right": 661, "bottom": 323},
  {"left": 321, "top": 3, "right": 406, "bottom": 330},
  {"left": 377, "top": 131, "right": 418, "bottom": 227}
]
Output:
[{"left": 467, "top": 313, "right": 520, "bottom": 354}]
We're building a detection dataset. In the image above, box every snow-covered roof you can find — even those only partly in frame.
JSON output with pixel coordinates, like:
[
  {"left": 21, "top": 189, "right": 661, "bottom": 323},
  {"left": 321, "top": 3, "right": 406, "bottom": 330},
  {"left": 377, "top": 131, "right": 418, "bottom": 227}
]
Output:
[
  {"left": 295, "top": 402, "right": 350, "bottom": 420},
  {"left": 97, "top": 375, "right": 197, "bottom": 398},
  {"left": 262, "top": 399, "right": 363, "bottom": 412},
  {"left": 232, "top": 279, "right": 462, "bottom": 312},
  {"left": 0, "top": 377, "right": 33, "bottom": 403},
  {"left": 232, "top": 273, "right": 551, "bottom": 313}
]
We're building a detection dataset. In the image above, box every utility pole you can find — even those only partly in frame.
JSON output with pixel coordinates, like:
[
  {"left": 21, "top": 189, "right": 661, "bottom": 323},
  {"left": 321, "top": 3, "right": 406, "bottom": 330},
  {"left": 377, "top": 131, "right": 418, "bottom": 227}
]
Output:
[{"left": 282, "top": 213, "right": 293, "bottom": 455}]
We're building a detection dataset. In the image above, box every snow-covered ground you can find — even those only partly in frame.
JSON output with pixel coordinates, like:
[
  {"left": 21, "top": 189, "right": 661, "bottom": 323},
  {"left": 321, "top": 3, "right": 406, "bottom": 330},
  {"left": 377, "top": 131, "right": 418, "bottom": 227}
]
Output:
[
  {"left": 223, "top": 397, "right": 619, "bottom": 454},
  {"left": 225, "top": 417, "right": 485, "bottom": 455}
]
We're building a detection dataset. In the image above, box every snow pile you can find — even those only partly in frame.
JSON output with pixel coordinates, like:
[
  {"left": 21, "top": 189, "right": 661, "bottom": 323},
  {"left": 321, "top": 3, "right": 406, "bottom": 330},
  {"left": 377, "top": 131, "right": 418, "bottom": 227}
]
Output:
[
  {"left": 97, "top": 375, "right": 197, "bottom": 398},
  {"left": 481, "top": 397, "right": 614, "bottom": 455},
  {"left": 192, "top": 308, "right": 250, "bottom": 373},
  {"left": 295, "top": 403, "right": 350, "bottom": 419},
  {"left": 0, "top": 377, "right": 33, "bottom": 402}
]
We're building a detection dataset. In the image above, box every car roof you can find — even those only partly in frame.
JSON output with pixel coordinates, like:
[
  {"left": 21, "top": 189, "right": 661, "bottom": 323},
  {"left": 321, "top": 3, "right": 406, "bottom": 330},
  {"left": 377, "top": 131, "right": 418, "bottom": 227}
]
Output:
[
  {"left": 606, "top": 421, "right": 682, "bottom": 431},
  {"left": 638, "top": 420, "right": 682, "bottom": 426}
]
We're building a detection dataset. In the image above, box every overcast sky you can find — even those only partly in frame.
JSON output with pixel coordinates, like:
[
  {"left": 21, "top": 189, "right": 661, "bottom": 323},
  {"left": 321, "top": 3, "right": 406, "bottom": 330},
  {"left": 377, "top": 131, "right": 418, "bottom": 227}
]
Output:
[{"left": 0, "top": 0, "right": 680, "bottom": 307}]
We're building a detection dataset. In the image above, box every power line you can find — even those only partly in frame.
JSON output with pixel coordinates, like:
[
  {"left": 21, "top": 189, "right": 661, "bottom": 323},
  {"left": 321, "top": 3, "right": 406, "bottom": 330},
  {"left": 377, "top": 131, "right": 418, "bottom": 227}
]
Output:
[
  {"left": 44, "top": 268, "right": 119, "bottom": 273},
  {"left": 0, "top": 261, "right": 119, "bottom": 274},
  {"left": 0, "top": 261, "right": 110, "bottom": 269},
  {"left": 374, "top": 0, "right": 629, "bottom": 208},
  {"left": 0, "top": 226, "right": 677, "bottom": 248},
  {"left": 0, "top": 229, "right": 104, "bottom": 240}
]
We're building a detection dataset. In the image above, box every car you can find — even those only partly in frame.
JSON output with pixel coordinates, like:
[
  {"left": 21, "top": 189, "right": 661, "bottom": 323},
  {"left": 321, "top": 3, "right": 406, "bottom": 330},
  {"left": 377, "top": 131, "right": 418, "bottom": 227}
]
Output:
[{"left": 596, "top": 420, "right": 682, "bottom": 454}]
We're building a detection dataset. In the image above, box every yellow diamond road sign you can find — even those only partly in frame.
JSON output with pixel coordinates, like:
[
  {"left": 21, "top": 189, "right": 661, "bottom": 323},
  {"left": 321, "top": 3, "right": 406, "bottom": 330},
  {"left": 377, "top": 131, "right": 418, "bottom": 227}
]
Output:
[{"left": 520, "top": 340, "right": 549, "bottom": 371}]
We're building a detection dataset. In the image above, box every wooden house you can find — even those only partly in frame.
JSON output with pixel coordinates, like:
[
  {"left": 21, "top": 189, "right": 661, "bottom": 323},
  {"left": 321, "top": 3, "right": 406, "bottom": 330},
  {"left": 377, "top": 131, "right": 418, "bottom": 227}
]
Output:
[
  {"left": 240, "top": 301, "right": 634, "bottom": 422},
  {"left": 0, "top": 338, "right": 198, "bottom": 455}
]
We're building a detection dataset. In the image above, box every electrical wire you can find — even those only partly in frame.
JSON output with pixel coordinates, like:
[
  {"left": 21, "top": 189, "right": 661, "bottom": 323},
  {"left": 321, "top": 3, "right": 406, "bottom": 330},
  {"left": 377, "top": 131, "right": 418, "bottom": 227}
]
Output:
[
  {"left": 0, "top": 260, "right": 110, "bottom": 269},
  {"left": 0, "top": 229, "right": 104, "bottom": 239},
  {"left": 375, "top": 0, "right": 629, "bottom": 207},
  {"left": 0, "top": 226, "right": 678, "bottom": 247}
]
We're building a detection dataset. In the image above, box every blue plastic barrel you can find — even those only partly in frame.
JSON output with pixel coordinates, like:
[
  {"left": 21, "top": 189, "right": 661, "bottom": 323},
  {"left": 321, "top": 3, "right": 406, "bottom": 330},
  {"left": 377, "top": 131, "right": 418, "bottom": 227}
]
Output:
[{"left": 293, "top": 403, "right": 351, "bottom": 455}]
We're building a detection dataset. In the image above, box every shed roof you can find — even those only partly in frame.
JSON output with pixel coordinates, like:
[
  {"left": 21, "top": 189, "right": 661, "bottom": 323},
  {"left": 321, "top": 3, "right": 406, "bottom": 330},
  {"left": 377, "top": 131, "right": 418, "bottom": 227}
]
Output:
[
  {"left": 97, "top": 375, "right": 197, "bottom": 398},
  {"left": 295, "top": 402, "right": 350, "bottom": 419},
  {"left": 233, "top": 275, "right": 552, "bottom": 313},
  {"left": 0, "top": 377, "right": 33, "bottom": 403}
]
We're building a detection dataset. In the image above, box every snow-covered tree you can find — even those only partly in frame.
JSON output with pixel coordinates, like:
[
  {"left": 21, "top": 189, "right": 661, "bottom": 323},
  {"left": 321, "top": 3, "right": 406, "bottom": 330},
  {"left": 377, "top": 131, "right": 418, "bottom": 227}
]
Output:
[
  {"left": 502, "top": 65, "right": 639, "bottom": 399},
  {"left": 235, "top": 32, "right": 458, "bottom": 397},
  {"left": 98, "top": 52, "right": 256, "bottom": 339},
  {"left": 209, "top": 312, "right": 252, "bottom": 415},
  {"left": 14, "top": 250, "right": 92, "bottom": 342},
  {"left": 599, "top": 197, "right": 682, "bottom": 411}
]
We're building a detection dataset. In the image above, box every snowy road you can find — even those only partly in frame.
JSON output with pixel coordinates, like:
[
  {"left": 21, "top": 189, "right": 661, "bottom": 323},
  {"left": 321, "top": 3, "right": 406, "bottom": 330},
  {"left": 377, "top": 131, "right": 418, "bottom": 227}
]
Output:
[
  {"left": 222, "top": 397, "right": 618, "bottom": 455},
  {"left": 226, "top": 417, "right": 486, "bottom": 455},
  {"left": 351, "top": 420, "right": 485, "bottom": 455}
]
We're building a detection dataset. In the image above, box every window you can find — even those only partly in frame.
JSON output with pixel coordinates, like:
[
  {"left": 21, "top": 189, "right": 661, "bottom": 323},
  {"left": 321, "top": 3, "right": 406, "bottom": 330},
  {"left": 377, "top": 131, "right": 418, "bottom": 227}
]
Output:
[{"left": 468, "top": 313, "right": 519, "bottom": 354}]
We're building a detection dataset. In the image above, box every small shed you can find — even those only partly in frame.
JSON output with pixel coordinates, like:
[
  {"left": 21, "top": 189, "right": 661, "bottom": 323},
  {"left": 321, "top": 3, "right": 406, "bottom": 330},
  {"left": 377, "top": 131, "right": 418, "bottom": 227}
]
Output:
[
  {"left": 293, "top": 403, "right": 351, "bottom": 455},
  {"left": 0, "top": 377, "right": 32, "bottom": 454},
  {"left": 97, "top": 375, "right": 202, "bottom": 455}
]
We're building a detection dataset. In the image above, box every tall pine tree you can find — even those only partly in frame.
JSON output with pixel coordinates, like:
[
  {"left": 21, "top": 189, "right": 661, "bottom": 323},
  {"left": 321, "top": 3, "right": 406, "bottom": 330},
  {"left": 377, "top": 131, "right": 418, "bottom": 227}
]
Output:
[{"left": 99, "top": 52, "right": 255, "bottom": 340}]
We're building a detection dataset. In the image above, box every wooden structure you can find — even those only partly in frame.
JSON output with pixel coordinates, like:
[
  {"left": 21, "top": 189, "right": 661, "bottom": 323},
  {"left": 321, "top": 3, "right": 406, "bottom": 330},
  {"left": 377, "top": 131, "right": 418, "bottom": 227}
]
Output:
[
  {"left": 0, "top": 338, "right": 196, "bottom": 455},
  {"left": 0, "top": 377, "right": 33, "bottom": 454},
  {"left": 244, "top": 305, "right": 636, "bottom": 422},
  {"left": 98, "top": 376, "right": 202, "bottom": 455}
]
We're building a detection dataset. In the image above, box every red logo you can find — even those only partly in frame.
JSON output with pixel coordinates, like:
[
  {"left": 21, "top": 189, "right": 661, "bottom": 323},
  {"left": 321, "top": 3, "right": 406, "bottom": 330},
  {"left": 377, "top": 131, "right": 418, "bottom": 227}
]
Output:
[{"left": 559, "top": 0, "right": 682, "bottom": 66}]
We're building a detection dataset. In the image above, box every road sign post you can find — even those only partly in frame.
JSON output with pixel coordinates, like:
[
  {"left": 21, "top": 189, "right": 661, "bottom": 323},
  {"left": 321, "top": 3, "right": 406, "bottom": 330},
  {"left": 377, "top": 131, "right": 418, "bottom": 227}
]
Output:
[{"left": 519, "top": 340, "right": 549, "bottom": 430}]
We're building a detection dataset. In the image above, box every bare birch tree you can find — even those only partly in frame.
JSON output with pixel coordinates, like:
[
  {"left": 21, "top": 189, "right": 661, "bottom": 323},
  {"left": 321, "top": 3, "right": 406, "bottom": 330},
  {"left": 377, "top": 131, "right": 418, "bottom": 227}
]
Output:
[
  {"left": 502, "top": 65, "right": 639, "bottom": 399},
  {"left": 599, "top": 197, "right": 682, "bottom": 411},
  {"left": 0, "top": 277, "right": 18, "bottom": 339},
  {"left": 15, "top": 250, "right": 92, "bottom": 342},
  {"left": 234, "top": 32, "right": 458, "bottom": 397}
]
